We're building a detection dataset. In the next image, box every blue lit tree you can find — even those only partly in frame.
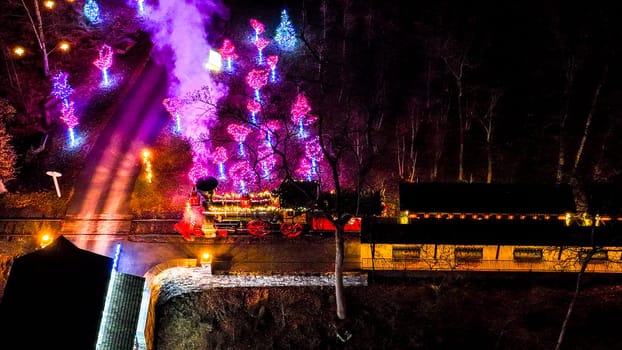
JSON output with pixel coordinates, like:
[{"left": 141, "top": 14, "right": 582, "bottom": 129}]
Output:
[
  {"left": 84, "top": 0, "right": 101, "bottom": 24},
  {"left": 274, "top": 9, "right": 297, "bottom": 51}
]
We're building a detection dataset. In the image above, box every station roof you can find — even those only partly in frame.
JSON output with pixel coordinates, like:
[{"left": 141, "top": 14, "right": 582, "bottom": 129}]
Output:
[
  {"left": 361, "top": 219, "right": 622, "bottom": 246},
  {"left": 399, "top": 182, "right": 576, "bottom": 214}
]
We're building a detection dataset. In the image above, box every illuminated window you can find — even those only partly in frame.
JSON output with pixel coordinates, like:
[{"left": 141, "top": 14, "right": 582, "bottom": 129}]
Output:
[
  {"left": 455, "top": 247, "right": 483, "bottom": 261},
  {"left": 513, "top": 248, "right": 543, "bottom": 261},
  {"left": 392, "top": 246, "right": 421, "bottom": 260},
  {"left": 580, "top": 250, "right": 608, "bottom": 263}
]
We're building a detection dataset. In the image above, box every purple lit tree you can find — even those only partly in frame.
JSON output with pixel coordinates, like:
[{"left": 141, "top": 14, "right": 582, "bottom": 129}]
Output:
[{"left": 51, "top": 71, "right": 73, "bottom": 107}]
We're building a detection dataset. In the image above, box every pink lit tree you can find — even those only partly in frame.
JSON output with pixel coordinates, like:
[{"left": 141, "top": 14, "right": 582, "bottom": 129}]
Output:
[
  {"left": 227, "top": 123, "right": 252, "bottom": 157},
  {"left": 246, "top": 68, "right": 269, "bottom": 101},
  {"left": 218, "top": 39, "right": 238, "bottom": 71},
  {"left": 93, "top": 44, "right": 113, "bottom": 86},
  {"left": 266, "top": 55, "right": 278, "bottom": 82},
  {"left": 60, "top": 100, "right": 79, "bottom": 146},
  {"left": 246, "top": 99, "right": 261, "bottom": 124},
  {"left": 212, "top": 146, "right": 228, "bottom": 180},
  {"left": 254, "top": 37, "right": 270, "bottom": 64},
  {"left": 249, "top": 18, "right": 264, "bottom": 42},
  {"left": 162, "top": 97, "right": 184, "bottom": 133},
  {"left": 291, "top": 93, "right": 317, "bottom": 138}
]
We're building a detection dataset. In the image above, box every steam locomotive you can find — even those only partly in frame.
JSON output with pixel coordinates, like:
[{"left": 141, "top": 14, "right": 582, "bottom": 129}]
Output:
[{"left": 185, "top": 176, "right": 382, "bottom": 238}]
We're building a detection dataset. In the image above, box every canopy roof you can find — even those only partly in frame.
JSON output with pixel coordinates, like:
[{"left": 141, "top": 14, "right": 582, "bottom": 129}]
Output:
[{"left": 0, "top": 236, "right": 112, "bottom": 350}]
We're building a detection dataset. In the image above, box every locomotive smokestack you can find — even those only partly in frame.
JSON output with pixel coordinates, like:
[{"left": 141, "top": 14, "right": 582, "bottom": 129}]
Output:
[{"left": 195, "top": 176, "right": 219, "bottom": 203}]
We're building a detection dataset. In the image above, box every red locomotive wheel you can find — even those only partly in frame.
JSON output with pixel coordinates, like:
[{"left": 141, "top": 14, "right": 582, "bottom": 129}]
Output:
[
  {"left": 247, "top": 219, "right": 270, "bottom": 237},
  {"left": 281, "top": 223, "right": 303, "bottom": 238}
]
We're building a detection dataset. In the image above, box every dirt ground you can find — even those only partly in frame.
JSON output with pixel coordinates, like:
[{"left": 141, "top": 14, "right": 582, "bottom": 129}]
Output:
[{"left": 155, "top": 273, "right": 622, "bottom": 350}]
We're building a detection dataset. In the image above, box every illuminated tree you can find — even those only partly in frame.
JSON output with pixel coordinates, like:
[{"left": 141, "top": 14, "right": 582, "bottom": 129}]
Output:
[
  {"left": 93, "top": 44, "right": 113, "bottom": 86},
  {"left": 274, "top": 9, "right": 298, "bottom": 51},
  {"left": 0, "top": 123, "right": 17, "bottom": 193},
  {"left": 51, "top": 71, "right": 73, "bottom": 106},
  {"left": 83, "top": 0, "right": 101, "bottom": 24}
]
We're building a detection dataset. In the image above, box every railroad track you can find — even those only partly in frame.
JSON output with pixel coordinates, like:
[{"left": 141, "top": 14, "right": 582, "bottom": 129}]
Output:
[
  {"left": 0, "top": 218, "right": 180, "bottom": 236},
  {"left": 0, "top": 218, "right": 350, "bottom": 241}
]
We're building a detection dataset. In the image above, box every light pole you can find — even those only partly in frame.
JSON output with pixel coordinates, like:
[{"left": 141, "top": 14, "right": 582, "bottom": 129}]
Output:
[{"left": 46, "top": 170, "right": 62, "bottom": 197}]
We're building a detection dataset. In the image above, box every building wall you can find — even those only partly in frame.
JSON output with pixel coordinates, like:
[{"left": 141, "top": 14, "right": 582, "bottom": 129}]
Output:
[{"left": 361, "top": 243, "right": 622, "bottom": 273}]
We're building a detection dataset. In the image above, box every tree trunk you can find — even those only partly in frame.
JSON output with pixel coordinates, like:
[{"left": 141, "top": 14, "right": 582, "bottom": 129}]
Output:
[
  {"left": 486, "top": 143, "right": 492, "bottom": 184},
  {"left": 592, "top": 120, "right": 613, "bottom": 180},
  {"left": 335, "top": 226, "right": 346, "bottom": 319},
  {"left": 457, "top": 80, "right": 464, "bottom": 182},
  {"left": 555, "top": 248, "right": 597, "bottom": 350},
  {"left": 573, "top": 66, "right": 606, "bottom": 174},
  {"left": 556, "top": 57, "right": 575, "bottom": 183},
  {"left": 20, "top": 0, "right": 49, "bottom": 77},
  {"left": 34, "top": 0, "right": 49, "bottom": 77}
]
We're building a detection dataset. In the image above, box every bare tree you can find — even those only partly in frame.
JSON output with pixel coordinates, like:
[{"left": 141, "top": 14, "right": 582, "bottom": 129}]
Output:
[
  {"left": 441, "top": 38, "right": 471, "bottom": 182},
  {"left": 396, "top": 98, "right": 419, "bottom": 182},
  {"left": 473, "top": 89, "right": 502, "bottom": 183},
  {"left": 556, "top": 56, "right": 576, "bottom": 183},
  {"left": 19, "top": 0, "right": 51, "bottom": 77},
  {"left": 572, "top": 65, "right": 607, "bottom": 176}
]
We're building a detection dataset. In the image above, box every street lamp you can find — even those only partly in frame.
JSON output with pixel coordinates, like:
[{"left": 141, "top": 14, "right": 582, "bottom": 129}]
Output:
[
  {"left": 43, "top": 0, "right": 56, "bottom": 10},
  {"left": 39, "top": 232, "right": 53, "bottom": 248},
  {"left": 200, "top": 252, "right": 213, "bottom": 274},
  {"left": 13, "top": 46, "right": 25, "bottom": 57},
  {"left": 46, "top": 170, "right": 62, "bottom": 197},
  {"left": 47, "top": 40, "right": 70, "bottom": 56}
]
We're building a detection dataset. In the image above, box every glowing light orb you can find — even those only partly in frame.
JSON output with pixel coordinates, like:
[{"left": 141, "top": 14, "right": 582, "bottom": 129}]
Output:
[
  {"left": 58, "top": 41, "right": 70, "bottom": 52},
  {"left": 13, "top": 46, "right": 25, "bottom": 57},
  {"left": 205, "top": 49, "right": 222, "bottom": 72}
]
